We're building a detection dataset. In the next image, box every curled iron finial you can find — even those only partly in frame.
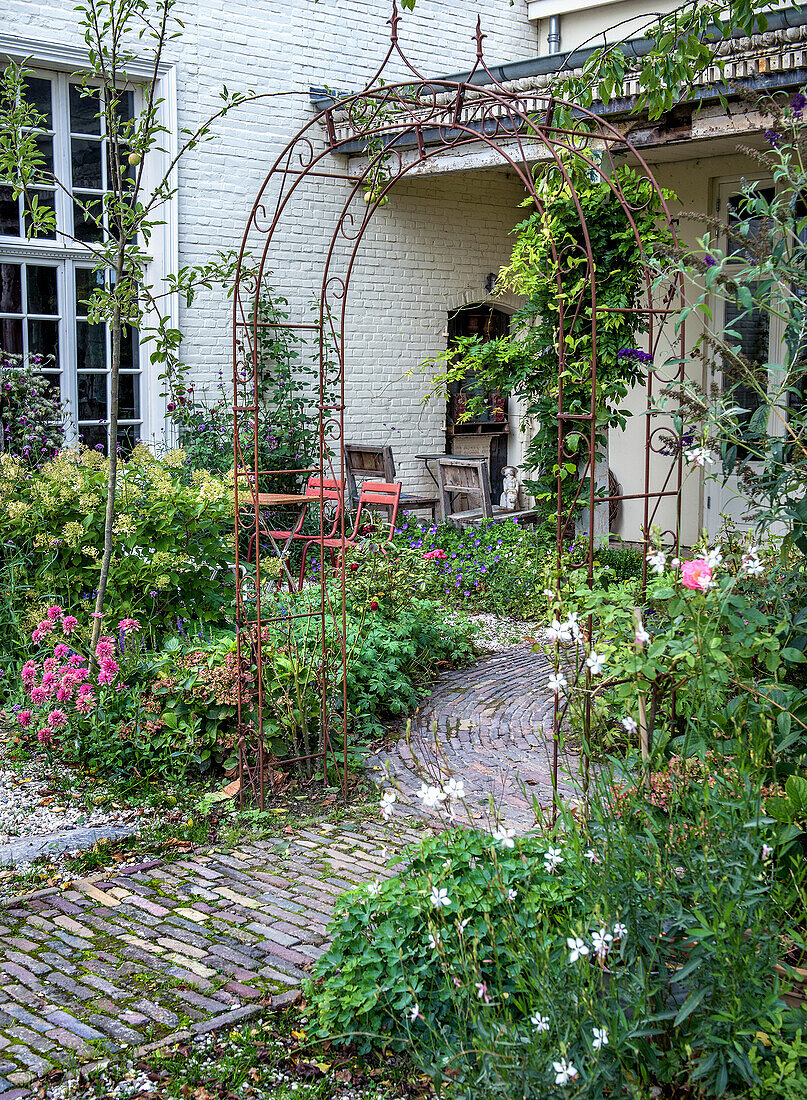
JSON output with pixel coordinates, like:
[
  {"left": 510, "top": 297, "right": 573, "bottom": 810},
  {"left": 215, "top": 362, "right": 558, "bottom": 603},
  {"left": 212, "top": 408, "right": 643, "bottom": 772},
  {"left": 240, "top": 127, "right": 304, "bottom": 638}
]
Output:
[
  {"left": 475, "top": 16, "right": 487, "bottom": 61},
  {"left": 388, "top": 0, "right": 400, "bottom": 44}
]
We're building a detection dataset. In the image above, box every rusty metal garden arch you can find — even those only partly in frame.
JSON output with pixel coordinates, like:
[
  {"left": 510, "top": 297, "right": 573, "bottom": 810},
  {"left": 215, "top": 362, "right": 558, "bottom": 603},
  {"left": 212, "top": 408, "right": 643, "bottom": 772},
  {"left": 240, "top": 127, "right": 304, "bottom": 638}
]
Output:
[{"left": 232, "top": 5, "right": 685, "bottom": 806}]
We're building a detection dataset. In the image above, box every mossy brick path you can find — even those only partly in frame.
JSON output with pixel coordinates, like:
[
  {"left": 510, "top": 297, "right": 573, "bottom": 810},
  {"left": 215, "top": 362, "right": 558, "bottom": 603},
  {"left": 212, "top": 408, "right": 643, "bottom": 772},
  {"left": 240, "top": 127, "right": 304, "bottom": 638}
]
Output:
[
  {"left": 0, "top": 644, "right": 569, "bottom": 1097},
  {"left": 369, "top": 644, "right": 580, "bottom": 831},
  {"left": 0, "top": 817, "right": 424, "bottom": 1098}
]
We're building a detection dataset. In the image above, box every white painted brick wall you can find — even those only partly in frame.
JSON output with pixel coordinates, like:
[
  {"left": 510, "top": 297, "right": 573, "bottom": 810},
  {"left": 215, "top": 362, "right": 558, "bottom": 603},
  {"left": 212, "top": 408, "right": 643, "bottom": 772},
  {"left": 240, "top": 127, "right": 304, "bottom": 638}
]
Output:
[{"left": 4, "top": 0, "right": 537, "bottom": 494}]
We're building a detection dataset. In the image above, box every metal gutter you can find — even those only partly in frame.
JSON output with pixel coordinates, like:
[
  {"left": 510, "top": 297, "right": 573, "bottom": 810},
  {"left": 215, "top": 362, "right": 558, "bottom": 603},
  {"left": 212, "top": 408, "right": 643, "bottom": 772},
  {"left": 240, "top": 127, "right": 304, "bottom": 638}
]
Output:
[
  {"left": 434, "top": 3, "right": 807, "bottom": 87},
  {"left": 310, "top": 4, "right": 807, "bottom": 112}
]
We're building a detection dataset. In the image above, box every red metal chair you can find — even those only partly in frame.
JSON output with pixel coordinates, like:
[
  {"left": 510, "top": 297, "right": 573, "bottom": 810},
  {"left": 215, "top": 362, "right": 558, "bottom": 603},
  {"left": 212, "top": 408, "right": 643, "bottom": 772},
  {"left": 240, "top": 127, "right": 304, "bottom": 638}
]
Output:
[
  {"left": 298, "top": 480, "right": 401, "bottom": 586},
  {"left": 246, "top": 474, "right": 344, "bottom": 564}
]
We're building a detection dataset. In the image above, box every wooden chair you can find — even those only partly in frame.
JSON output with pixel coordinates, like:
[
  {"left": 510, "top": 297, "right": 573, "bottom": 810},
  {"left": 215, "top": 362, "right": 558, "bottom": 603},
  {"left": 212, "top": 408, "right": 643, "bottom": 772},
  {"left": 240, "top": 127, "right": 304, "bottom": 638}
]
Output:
[
  {"left": 344, "top": 443, "right": 438, "bottom": 520},
  {"left": 299, "top": 481, "right": 401, "bottom": 585},
  {"left": 435, "top": 456, "right": 539, "bottom": 529}
]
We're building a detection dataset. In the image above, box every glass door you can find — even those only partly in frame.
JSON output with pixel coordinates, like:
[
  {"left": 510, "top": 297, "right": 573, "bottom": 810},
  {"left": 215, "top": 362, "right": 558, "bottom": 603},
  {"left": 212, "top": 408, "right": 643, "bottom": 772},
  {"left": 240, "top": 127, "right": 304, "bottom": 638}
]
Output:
[{"left": 705, "top": 179, "right": 785, "bottom": 537}]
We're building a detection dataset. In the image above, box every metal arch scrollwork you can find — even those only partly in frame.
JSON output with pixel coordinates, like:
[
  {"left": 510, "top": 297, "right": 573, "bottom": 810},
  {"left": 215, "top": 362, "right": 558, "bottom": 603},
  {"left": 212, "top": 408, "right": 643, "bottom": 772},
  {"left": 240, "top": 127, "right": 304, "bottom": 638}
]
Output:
[{"left": 230, "top": 1, "right": 686, "bottom": 810}]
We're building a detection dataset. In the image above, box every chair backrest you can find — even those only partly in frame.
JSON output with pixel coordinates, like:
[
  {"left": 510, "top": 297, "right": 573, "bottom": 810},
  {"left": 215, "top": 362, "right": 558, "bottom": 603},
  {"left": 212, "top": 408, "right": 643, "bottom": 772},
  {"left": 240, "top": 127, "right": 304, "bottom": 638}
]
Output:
[
  {"left": 305, "top": 475, "right": 344, "bottom": 537},
  {"left": 354, "top": 480, "right": 401, "bottom": 540},
  {"left": 344, "top": 444, "right": 396, "bottom": 505},
  {"left": 435, "top": 457, "right": 493, "bottom": 519},
  {"left": 306, "top": 474, "right": 343, "bottom": 501}
]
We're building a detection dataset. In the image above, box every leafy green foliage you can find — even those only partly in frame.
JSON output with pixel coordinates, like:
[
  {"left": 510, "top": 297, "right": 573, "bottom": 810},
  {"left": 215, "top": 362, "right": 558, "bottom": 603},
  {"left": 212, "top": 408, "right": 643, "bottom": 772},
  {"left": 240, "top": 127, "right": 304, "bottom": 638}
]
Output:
[
  {"left": 747, "top": 1029, "right": 807, "bottom": 1100},
  {"left": 0, "top": 446, "right": 234, "bottom": 634},
  {"left": 256, "top": 584, "right": 477, "bottom": 747},
  {"left": 310, "top": 768, "right": 784, "bottom": 1097}
]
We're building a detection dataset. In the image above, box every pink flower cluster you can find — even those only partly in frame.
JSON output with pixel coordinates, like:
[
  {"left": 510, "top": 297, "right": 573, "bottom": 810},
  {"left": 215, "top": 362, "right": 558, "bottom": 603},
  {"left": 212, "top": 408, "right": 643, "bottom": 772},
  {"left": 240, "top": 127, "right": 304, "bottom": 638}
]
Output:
[
  {"left": 18, "top": 615, "right": 137, "bottom": 745},
  {"left": 423, "top": 549, "right": 448, "bottom": 561},
  {"left": 21, "top": 650, "right": 96, "bottom": 741},
  {"left": 31, "top": 606, "right": 78, "bottom": 644}
]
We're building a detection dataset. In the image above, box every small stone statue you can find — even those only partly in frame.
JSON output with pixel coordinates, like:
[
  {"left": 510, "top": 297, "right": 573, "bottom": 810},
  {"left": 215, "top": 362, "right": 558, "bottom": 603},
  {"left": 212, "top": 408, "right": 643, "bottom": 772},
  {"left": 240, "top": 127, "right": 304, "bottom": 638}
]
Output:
[{"left": 499, "top": 465, "right": 520, "bottom": 510}]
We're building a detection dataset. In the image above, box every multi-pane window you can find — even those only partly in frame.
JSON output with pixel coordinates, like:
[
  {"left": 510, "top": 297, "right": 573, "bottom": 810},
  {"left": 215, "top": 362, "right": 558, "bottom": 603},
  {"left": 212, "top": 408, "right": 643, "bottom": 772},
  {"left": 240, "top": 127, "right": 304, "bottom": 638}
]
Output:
[
  {"left": 0, "top": 76, "right": 56, "bottom": 239},
  {"left": 0, "top": 260, "right": 61, "bottom": 398},
  {"left": 0, "top": 71, "right": 143, "bottom": 452}
]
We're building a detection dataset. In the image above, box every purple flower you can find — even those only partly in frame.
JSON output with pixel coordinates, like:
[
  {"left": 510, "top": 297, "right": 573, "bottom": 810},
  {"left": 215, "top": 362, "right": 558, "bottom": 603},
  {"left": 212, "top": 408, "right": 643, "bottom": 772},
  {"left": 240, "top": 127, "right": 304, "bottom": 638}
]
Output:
[
  {"left": 764, "top": 129, "right": 781, "bottom": 148},
  {"left": 617, "top": 348, "right": 654, "bottom": 365},
  {"left": 793, "top": 92, "right": 806, "bottom": 118},
  {"left": 704, "top": 254, "right": 717, "bottom": 267}
]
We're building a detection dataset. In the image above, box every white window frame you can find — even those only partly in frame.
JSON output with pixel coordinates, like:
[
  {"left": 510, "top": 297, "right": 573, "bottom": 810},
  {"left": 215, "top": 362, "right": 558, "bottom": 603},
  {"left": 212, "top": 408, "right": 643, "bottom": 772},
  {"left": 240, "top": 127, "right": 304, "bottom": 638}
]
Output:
[{"left": 0, "top": 34, "right": 177, "bottom": 450}]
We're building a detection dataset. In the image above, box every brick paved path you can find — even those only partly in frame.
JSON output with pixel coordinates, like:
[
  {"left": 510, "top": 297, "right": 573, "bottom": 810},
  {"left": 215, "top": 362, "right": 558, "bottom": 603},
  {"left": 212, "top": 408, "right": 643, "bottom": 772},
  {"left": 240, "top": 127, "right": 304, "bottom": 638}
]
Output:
[
  {"left": 369, "top": 644, "right": 581, "bottom": 831},
  {"left": 0, "top": 818, "right": 423, "bottom": 1097},
  {"left": 0, "top": 643, "right": 573, "bottom": 1096}
]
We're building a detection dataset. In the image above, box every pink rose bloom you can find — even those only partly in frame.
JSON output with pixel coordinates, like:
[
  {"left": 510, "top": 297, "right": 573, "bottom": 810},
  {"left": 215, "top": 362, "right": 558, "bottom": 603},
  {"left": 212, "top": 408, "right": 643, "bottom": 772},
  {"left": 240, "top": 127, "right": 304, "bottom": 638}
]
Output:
[
  {"left": 118, "top": 618, "right": 141, "bottom": 634},
  {"left": 43, "top": 657, "right": 58, "bottom": 673},
  {"left": 30, "top": 685, "right": 48, "bottom": 705},
  {"left": 36, "top": 727, "right": 54, "bottom": 745},
  {"left": 46, "top": 605, "right": 64, "bottom": 621},
  {"left": 77, "top": 682, "right": 95, "bottom": 697},
  {"left": 21, "top": 661, "right": 37, "bottom": 685},
  {"left": 54, "top": 644, "right": 70, "bottom": 659},
  {"left": 681, "top": 558, "right": 713, "bottom": 591},
  {"left": 75, "top": 694, "right": 96, "bottom": 714},
  {"left": 61, "top": 616, "right": 78, "bottom": 634},
  {"left": 37, "top": 618, "right": 55, "bottom": 634},
  {"left": 16, "top": 709, "right": 32, "bottom": 728},
  {"left": 56, "top": 685, "right": 72, "bottom": 703},
  {"left": 95, "top": 637, "right": 115, "bottom": 661},
  {"left": 47, "top": 709, "right": 68, "bottom": 729},
  {"left": 67, "top": 654, "right": 85, "bottom": 667},
  {"left": 40, "top": 671, "right": 57, "bottom": 692}
]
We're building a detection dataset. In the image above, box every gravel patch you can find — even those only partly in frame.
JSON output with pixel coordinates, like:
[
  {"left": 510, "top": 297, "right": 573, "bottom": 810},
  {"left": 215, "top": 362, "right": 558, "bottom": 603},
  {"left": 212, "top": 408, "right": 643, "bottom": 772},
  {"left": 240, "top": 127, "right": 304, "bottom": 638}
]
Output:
[
  {"left": 0, "top": 747, "right": 150, "bottom": 869},
  {"left": 464, "top": 611, "right": 543, "bottom": 653}
]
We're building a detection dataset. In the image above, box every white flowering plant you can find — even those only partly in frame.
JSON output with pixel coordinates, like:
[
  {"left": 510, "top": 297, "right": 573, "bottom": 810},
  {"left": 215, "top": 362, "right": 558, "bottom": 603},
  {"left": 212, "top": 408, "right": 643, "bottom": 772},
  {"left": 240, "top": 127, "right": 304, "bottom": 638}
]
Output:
[{"left": 307, "top": 767, "right": 785, "bottom": 1098}]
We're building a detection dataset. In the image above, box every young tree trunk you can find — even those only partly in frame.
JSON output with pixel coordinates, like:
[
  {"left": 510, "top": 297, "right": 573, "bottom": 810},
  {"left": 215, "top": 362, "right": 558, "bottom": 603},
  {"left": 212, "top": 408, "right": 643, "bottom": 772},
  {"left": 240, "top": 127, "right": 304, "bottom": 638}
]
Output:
[{"left": 90, "top": 248, "right": 125, "bottom": 657}]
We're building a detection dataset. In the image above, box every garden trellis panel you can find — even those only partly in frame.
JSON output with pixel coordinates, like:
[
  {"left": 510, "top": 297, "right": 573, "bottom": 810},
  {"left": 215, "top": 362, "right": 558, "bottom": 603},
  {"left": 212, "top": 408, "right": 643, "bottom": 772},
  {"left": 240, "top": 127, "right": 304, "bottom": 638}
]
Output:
[{"left": 232, "top": 4, "right": 685, "bottom": 805}]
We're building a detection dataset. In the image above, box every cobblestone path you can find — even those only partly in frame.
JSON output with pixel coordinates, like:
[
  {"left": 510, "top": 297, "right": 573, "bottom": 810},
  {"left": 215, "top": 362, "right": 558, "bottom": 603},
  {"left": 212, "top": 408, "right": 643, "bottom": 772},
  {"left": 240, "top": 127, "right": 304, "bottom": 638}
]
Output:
[
  {"left": 0, "top": 643, "right": 573, "bottom": 1096},
  {"left": 0, "top": 818, "right": 423, "bottom": 1097},
  {"left": 369, "top": 644, "right": 580, "bottom": 831}
]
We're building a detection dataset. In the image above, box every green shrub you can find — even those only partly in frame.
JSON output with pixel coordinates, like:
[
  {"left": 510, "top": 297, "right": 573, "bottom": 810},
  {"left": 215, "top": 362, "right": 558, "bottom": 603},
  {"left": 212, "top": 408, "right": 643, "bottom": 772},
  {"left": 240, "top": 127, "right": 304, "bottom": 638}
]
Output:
[
  {"left": 0, "top": 445, "right": 234, "bottom": 635},
  {"left": 309, "top": 766, "right": 784, "bottom": 1097},
  {"left": 258, "top": 587, "right": 477, "bottom": 744}
]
